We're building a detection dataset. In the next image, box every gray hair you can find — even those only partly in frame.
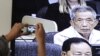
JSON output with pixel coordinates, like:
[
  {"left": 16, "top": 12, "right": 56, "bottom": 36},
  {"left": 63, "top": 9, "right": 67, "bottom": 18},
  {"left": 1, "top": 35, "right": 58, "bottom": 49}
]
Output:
[{"left": 70, "top": 6, "right": 97, "bottom": 20}]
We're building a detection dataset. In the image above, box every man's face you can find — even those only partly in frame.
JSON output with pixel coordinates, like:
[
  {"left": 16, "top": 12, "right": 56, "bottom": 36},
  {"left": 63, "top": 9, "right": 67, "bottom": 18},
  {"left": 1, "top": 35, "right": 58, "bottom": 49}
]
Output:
[
  {"left": 71, "top": 11, "right": 98, "bottom": 35},
  {"left": 62, "top": 42, "right": 92, "bottom": 56}
]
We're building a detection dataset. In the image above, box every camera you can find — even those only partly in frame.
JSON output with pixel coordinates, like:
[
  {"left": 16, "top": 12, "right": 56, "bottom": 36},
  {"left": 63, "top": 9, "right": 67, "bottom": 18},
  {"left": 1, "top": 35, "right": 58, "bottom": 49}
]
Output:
[{"left": 27, "top": 25, "right": 36, "bottom": 33}]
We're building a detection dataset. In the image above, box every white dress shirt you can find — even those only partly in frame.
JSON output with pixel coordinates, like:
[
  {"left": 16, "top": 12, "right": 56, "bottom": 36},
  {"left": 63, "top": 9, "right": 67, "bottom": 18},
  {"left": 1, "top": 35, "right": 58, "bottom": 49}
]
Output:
[{"left": 54, "top": 26, "right": 100, "bottom": 46}]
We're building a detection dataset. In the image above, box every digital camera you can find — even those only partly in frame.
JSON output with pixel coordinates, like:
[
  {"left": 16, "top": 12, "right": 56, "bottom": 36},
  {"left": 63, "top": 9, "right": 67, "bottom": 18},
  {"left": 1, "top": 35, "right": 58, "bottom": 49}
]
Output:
[{"left": 27, "top": 25, "right": 36, "bottom": 33}]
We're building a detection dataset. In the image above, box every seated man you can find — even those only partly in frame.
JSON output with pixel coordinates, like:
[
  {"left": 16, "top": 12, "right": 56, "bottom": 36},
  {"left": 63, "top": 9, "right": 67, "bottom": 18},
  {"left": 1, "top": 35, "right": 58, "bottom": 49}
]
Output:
[
  {"left": 54, "top": 6, "right": 100, "bottom": 46},
  {"left": 0, "top": 23, "right": 45, "bottom": 56},
  {"left": 61, "top": 38, "right": 92, "bottom": 56}
]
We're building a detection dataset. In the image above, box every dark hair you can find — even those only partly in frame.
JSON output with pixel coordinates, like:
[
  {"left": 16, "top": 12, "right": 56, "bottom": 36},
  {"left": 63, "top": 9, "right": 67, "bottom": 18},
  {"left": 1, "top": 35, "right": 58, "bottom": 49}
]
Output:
[{"left": 62, "top": 37, "right": 92, "bottom": 52}]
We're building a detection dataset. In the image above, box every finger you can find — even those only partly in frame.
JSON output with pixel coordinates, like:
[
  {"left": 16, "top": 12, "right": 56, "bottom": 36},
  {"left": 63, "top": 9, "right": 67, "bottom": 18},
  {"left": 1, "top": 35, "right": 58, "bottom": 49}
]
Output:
[
  {"left": 23, "top": 23, "right": 28, "bottom": 27},
  {"left": 37, "top": 23, "right": 43, "bottom": 29}
]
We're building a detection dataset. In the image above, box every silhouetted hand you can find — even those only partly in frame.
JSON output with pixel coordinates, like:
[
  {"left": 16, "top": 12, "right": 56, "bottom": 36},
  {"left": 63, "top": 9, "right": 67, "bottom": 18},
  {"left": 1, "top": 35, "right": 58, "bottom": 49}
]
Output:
[
  {"left": 35, "top": 23, "right": 45, "bottom": 42},
  {"left": 5, "top": 23, "right": 28, "bottom": 42}
]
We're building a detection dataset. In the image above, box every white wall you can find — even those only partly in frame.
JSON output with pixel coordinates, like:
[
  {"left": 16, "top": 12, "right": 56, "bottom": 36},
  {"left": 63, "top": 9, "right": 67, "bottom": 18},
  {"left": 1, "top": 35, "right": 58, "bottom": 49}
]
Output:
[{"left": 0, "top": 0, "right": 12, "bottom": 36}]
